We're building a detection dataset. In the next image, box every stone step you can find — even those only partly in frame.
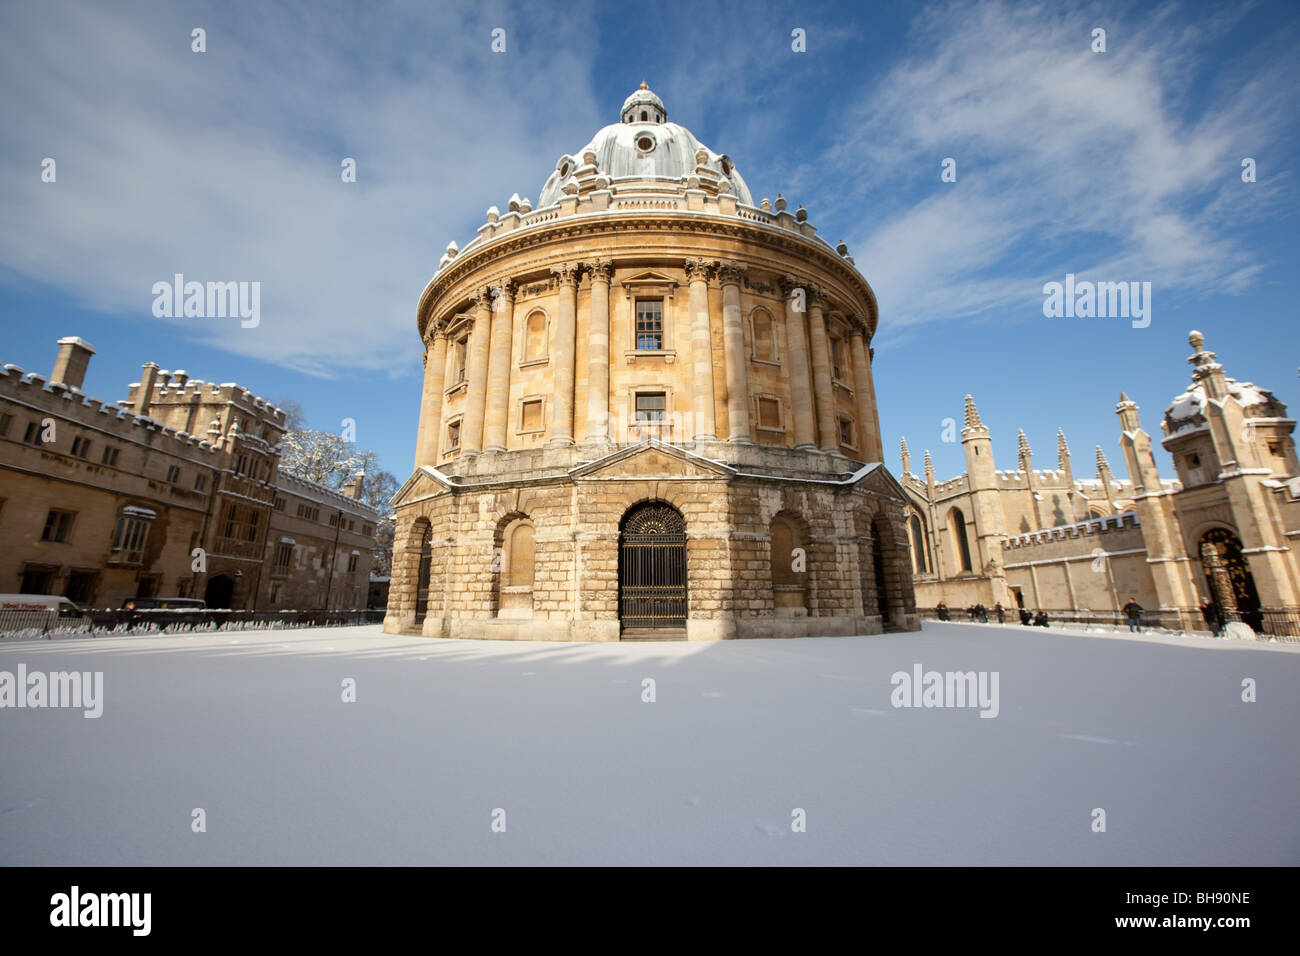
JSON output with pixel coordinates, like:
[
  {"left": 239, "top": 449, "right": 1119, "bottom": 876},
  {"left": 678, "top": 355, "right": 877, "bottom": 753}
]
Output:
[{"left": 620, "top": 627, "right": 687, "bottom": 641}]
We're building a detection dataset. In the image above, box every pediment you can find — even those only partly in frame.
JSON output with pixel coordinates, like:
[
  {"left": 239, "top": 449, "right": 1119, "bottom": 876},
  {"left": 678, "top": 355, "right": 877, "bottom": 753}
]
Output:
[
  {"left": 620, "top": 270, "right": 679, "bottom": 293},
  {"left": 390, "top": 465, "right": 455, "bottom": 508},
  {"left": 847, "top": 462, "right": 909, "bottom": 502},
  {"left": 571, "top": 440, "right": 734, "bottom": 481}
]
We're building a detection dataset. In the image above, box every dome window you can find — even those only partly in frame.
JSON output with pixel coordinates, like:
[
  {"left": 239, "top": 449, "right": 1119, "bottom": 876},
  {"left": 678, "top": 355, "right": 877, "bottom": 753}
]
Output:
[
  {"left": 640, "top": 109, "right": 648, "bottom": 121},
  {"left": 558, "top": 161, "right": 571, "bottom": 177},
  {"left": 636, "top": 134, "right": 655, "bottom": 153}
]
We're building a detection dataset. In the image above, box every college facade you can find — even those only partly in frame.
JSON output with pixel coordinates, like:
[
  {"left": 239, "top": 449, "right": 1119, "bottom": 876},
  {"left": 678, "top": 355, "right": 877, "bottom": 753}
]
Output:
[
  {"left": 900, "top": 332, "right": 1299, "bottom": 632},
  {"left": 385, "top": 84, "right": 920, "bottom": 641},
  {"left": 0, "top": 337, "right": 379, "bottom": 610}
]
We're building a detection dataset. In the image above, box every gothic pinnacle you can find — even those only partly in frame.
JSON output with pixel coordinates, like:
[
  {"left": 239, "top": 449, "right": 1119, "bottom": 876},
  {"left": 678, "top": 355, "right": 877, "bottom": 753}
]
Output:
[
  {"left": 900, "top": 437, "right": 911, "bottom": 473},
  {"left": 963, "top": 395, "right": 982, "bottom": 429},
  {"left": 1017, "top": 429, "right": 1031, "bottom": 461}
]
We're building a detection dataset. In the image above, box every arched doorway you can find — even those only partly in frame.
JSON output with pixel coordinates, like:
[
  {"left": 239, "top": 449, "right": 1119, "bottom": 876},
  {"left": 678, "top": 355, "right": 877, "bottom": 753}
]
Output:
[
  {"left": 618, "top": 502, "right": 686, "bottom": 630},
  {"left": 414, "top": 521, "right": 433, "bottom": 627},
  {"left": 872, "top": 517, "right": 893, "bottom": 625},
  {"left": 770, "top": 512, "right": 809, "bottom": 616},
  {"left": 204, "top": 574, "right": 234, "bottom": 609},
  {"left": 1199, "top": 528, "right": 1262, "bottom": 631}
]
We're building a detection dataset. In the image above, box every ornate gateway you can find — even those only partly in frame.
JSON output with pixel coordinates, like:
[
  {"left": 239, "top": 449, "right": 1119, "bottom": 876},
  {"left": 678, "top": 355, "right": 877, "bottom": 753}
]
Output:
[{"left": 619, "top": 503, "right": 687, "bottom": 629}]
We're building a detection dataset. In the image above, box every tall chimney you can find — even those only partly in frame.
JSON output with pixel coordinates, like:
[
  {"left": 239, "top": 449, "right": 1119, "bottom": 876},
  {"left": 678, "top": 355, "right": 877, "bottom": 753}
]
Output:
[
  {"left": 135, "top": 362, "right": 160, "bottom": 416},
  {"left": 50, "top": 336, "right": 96, "bottom": 390},
  {"left": 342, "top": 470, "right": 365, "bottom": 500}
]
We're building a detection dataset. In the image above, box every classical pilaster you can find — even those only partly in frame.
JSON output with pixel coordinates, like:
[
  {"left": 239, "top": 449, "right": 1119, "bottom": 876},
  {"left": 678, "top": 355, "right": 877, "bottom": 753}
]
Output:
[
  {"left": 780, "top": 275, "right": 817, "bottom": 450},
  {"left": 685, "top": 257, "right": 718, "bottom": 441},
  {"left": 547, "top": 262, "right": 581, "bottom": 447},
  {"left": 482, "top": 279, "right": 517, "bottom": 453},
  {"left": 584, "top": 259, "right": 614, "bottom": 445},
  {"left": 848, "top": 327, "right": 882, "bottom": 461},
  {"left": 806, "top": 287, "right": 837, "bottom": 452},
  {"left": 461, "top": 289, "right": 493, "bottom": 456},
  {"left": 415, "top": 328, "right": 448, "bottom": 467},
  {"left": 718, "top": 260, "right": 752, "bottom": 443}
]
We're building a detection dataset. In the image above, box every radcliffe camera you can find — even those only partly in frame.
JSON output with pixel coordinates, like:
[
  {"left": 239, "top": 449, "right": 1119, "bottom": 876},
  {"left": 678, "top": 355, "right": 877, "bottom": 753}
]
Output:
[{"left": 0, "top": 0, "right": 1294, "bottom": 937}]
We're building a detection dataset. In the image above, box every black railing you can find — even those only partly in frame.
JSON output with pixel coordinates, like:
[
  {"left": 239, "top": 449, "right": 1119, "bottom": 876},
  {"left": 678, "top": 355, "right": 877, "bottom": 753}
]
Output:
[
  {"left": 0, "top": 608, "right": 386, "bottom": 639},
  {"left": 918, "top": 606, "right": 1300, "bottom": 641}
]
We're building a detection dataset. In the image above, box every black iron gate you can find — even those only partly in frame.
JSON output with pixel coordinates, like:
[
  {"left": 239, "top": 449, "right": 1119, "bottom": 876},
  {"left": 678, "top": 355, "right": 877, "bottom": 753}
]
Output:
[
  {"left": 414, "top": 528, "right": 432, "bottom": 626},
  {"left": 619, "top": 503, "right": 687, "bottom": 628}
]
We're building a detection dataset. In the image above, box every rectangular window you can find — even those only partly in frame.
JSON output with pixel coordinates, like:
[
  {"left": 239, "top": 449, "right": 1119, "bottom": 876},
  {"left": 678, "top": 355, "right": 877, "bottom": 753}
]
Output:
[
  {"left": 831, "top": 339, "right": 844, "bottom": 379},
  {"left": 634, "top": 392, "right": 666, "bottom": 422},
  {"left": 839, "top": 417, "right": 854, "bottom": 447},
  {"left": 0, "top": 413, "right": 12, "bottom": 436},
  {"left": 521, "top": 399, "right": 543, "bottom": 431},
  {"left": 24, "top": 421, "right": 43, "bottom": 445},
  {"left": 757, "top": 398, "right": 781, "bottom": 430},
  {"left": 329, "top": 513, "right": 339, "bottom": 528},
  {"left": 20, "top": 566, "right": 57, "bottom": 594},
  {"left": 222, "top": 503, "right": 238, "bottom": 538},
  {"left": 448, "top": 420, "right": 461, "bottom": 450},
  {"left": 455, "top": 337, "right": 468, "bottom": 383},
  {"left": 275, "top": 543, "right": 293, "bottom": 569},
  {"left": 111, "top": 514, "right": 152, "bottom": 563},
  {"left": 42, "top": 509, "right": 75, "bottom": 543},
  {"left": 65, "top": 570, "right": 96, "bottom": 604},
  {"left": 235, "top": 454, "right": 248, "bottom": 475},
  {"left": 347, "top": 553, "right": 359, "bottom": 572},
  {"left": 71, "top": 436, "right": 91, "bottom": 458},
  {"left": 245, "top": 510, "right": 260, "bottom": 543},
  {"left": 166, "top": 464, "right": 181, "bottom": 483},
  {"left": 101, "top": 446, "right": 119, "bottom": 466},
  {"left": 635, "top": 299, "right": 664, "bottom": 350},
  {"left": 274, "top": 497, "right": 285, "bottom": 511},
  {"left": 194, "top": 473, "right": 207, "bottom": 491}
]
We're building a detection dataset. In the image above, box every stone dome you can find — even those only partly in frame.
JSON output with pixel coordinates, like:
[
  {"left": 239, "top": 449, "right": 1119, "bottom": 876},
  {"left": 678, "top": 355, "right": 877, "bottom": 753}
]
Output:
[{"left": 538, "top": 84, "right": 754, "bottom": 209}]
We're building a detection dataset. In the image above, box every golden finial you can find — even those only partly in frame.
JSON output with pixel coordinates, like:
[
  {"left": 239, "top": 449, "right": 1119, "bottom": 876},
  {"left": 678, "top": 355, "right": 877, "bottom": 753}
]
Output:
[{"left": 640, "top": 80, "right": 648, "bottom": 90}]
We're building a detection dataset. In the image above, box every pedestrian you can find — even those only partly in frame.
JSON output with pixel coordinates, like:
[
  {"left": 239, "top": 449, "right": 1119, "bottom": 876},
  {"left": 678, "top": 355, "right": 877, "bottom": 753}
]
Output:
[
  {"left": 993, "top": 602, "right": 1005, "bottom": 624},
  {"left": 1034, "top": 610, "right": 1049, "bottom": 627},
  {"left": 967, "top": 604, "right": 976, "bottom": 622},
  {"left": 936, "top": 601, "right": 949, "bottom": 622},
  {"left": 1199, "top": 596, "right": 1221, "bottom": 636},
  {"left": 1122, "top": 597, "right": 1143, "bottom": 633},
  {"left": 1019, "top": 607, "right": 1032, "bottom": 626}
]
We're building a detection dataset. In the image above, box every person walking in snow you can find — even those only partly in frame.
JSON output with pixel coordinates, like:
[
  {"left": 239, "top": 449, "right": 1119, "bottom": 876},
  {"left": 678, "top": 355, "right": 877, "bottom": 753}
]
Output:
[
  {"left": 1123, "top": 597, "right": 1144, "bottom": 633},
  {"left": 1200, "top": 597, "right": 1222, "bottom": 636},
  {"left": 1033, "top": 610, "right": 1049, "bottom": 627},
  {"left": 993, "top": 602, "right": 1005, "bottom": 624},
  {"left": 936, "top": 601, "right": 949, "bottom": 621},
  {"left": 1019, "top": 607, "right": 1032, "bottom": 626}
]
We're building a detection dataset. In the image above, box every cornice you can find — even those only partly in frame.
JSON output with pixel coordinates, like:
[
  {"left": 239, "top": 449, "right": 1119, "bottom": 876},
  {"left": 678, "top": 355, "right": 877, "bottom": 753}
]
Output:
[{"left": 417, "top": 212, "right": 878, "bottom": 340}]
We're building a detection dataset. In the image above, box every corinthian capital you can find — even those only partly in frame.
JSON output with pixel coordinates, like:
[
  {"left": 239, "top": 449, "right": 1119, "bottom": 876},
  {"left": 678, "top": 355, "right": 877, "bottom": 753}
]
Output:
[
  {"left": 716, "top": 260, "right": 747, "bottom": 286},
  {"left": 683, "top": 257, "right": 715, "bottom": 282},
  {"left": 586, "top": 258, "right": 614, "bottom": 282},
  {"left": 550, "top": 261, "right": 582, "bottom": 286}
]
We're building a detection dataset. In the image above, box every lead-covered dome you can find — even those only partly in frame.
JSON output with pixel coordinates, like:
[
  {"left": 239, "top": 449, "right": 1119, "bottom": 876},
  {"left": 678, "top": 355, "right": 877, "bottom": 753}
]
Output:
[{"left": 539, "top": 84, "right": 754, "bottom": 209}]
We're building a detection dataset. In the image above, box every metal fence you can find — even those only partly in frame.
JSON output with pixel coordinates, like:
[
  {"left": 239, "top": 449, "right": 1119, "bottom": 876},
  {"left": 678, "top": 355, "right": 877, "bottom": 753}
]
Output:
[
  {"left": 0, "top": 608, "right": 386, "bottom": 639},
  {"left": 918, "top": 606, "right": 1300, "bottom": 642}
]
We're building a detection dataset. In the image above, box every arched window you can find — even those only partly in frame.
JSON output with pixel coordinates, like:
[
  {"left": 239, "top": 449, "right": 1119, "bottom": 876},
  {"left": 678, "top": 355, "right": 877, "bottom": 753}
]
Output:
[
  {"left": 750, "top": 308, "right": 776, "bottom": 361},
  {"left": 497, "top": 517, "right": 535, "bottom": 617},
  {"left": 524, "top": 311, "right": 548, "bottom": 363},
  {"left": 908, "top": 513, "right": 928, "bottom": 574},
  {"left": 640, "top": 109, "right": 647, "bottom": 121},
  {"left": 949, "top": 508, "right": 972, "bottom": 573},
  {"left": 770, "top": 513, "right": 808, "bottom": 615}
]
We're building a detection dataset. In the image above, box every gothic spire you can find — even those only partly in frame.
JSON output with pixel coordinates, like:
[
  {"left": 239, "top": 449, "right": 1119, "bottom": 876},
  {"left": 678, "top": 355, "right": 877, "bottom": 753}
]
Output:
[
  {"left": 900, "top": 436, "right": 911, "bottom": 474},
  {"left": 964, "top": 394, "right": 982, "bottom": 429}
]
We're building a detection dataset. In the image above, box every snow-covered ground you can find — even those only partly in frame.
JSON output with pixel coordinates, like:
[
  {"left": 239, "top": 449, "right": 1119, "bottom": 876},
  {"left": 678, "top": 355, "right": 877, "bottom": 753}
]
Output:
[{"left": 1, "top": 621, "right": 1296, "bottom": 865}]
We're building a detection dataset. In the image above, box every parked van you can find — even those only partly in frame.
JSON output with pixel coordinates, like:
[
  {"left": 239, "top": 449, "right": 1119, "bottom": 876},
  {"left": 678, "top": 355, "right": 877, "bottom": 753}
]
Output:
[{"left": 0, "top": 594, "right": 87, "bottom": 618}]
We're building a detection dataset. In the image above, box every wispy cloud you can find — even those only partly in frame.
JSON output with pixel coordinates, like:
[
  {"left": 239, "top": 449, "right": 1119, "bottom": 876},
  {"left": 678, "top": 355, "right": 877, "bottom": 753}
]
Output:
[
  {"left": 797, "top": 0, "right": 1298, "bottom": 336},
  {"left": 0, "top": 0, "right": 601, "bottom": 376}
]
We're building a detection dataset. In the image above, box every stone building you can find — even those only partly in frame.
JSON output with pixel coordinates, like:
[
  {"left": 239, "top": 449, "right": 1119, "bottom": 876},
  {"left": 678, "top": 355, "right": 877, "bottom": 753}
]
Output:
[
  {"left": 0, "top": 336, "right": 378, "bottom": 610},
  {"left": 901, "top": 332, "right": 1299, "bottom": 632},
  {"left": 385, "top": 84, "right": 919, "bottom": 641}
]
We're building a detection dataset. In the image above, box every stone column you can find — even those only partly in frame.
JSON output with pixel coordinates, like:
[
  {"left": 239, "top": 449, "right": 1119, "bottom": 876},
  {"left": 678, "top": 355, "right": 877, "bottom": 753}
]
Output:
[
  {"left": 482, "top": 279, "right": 517, "bottom": 453},
  {"left": 849, "top": 327, "right": 883, "bottom": 462},
  {"left": 781, "top": 275, "right": 817, "bottom": 450},
  {"left": 461, "top": 289, "right": 493, "bottom": 456},
  {"left": 718, "top": 261, "right": 752, "bottom": 443},
  {"left": 584, "top": 259, "right": 613, "bottom": 445},
  {"left": 414, "top": 329, "right": 447, "bottom": 467},
  {"left": 547, "top": 262, "right": 580, "bottom": 447},
  {"left": 685, "top": 257, "right": 718, "bottom": 441},
  {"left": 806, "top": 288, "right": 838, "bottom": 452}
]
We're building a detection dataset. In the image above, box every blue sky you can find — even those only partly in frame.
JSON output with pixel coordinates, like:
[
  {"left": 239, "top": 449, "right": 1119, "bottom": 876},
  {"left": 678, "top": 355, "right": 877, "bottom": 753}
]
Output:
[{"left": 2, "top": 0, "right": 1296, "bottom": 483}]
